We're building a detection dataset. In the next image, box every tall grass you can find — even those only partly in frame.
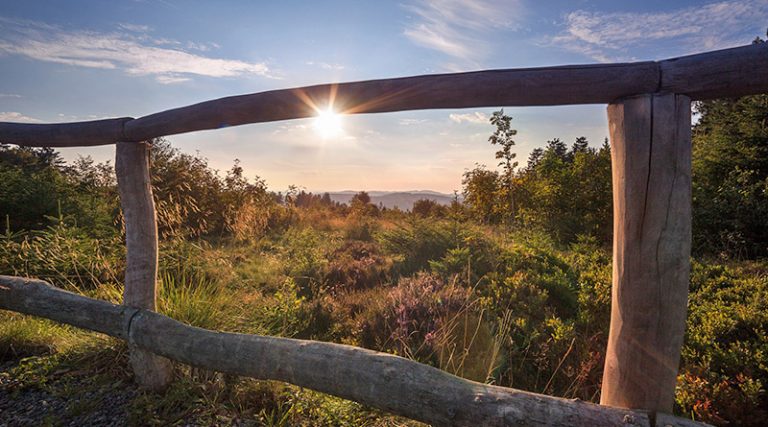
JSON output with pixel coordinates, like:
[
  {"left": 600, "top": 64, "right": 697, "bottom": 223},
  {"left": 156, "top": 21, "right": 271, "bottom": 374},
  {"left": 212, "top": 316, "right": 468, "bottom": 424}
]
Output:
[{"left": 158, "top": 270, "right": 225, "bottom": 330}]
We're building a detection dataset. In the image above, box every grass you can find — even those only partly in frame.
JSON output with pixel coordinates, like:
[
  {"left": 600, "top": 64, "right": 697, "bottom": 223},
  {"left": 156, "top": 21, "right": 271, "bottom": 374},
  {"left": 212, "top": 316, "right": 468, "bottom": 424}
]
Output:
[{"left": 1, "top": 217, "right": 766, "bottom": 426}]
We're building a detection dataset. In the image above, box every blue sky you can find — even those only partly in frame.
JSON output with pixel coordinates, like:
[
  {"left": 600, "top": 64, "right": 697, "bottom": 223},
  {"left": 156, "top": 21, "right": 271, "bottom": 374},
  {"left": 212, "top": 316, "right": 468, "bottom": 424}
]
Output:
[{"left": 1, "top": 0, "right": 766, "bottom": 192}]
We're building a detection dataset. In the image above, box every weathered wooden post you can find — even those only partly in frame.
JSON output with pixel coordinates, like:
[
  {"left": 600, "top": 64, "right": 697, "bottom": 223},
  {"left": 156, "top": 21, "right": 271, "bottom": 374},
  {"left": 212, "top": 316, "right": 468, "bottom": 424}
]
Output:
[
  {"left": 116, "top": 141, "right": 173, "bottom": 390},
  {"left": 601, "top": 93, "right": 692, "bottom": 414}
]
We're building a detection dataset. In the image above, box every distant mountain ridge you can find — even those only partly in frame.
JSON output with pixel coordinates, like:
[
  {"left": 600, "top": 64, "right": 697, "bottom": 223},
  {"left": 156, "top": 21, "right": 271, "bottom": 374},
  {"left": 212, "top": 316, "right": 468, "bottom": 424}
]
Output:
[{"left": 322, "top": 190, "right": 455, "bottom": 210}]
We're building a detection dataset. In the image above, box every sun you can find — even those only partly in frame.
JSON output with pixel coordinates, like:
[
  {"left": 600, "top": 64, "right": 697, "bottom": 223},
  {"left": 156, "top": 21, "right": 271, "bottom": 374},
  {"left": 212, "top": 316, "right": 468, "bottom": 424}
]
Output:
[{"left": 313, "top": 108, "right": 343, "bottom": 139}]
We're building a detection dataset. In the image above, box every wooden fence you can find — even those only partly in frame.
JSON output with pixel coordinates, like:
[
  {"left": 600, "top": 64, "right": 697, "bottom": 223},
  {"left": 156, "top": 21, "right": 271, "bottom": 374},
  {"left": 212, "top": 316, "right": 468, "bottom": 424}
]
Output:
[{"left": 1, "top": 42, "right": 766, "bottom": 426}]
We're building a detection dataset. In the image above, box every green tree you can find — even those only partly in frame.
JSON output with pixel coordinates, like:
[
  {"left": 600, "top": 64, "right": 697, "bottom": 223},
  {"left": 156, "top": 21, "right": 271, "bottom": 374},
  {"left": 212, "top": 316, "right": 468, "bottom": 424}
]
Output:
[
  {"left": 514, "top": 137, "right": 612, "bottom": 243},
  {"left": 0, "top": 144, "right": 116, "bottom": 234},
  {"left": 350, "top": 191, "right": 378, "bottom": 217},
  {"left": 411, "top": 198, "right": 446, "bottom": 218},
  {"left": 488, "top": 110, "right": 518, "bottom": 222},
  {"left": 692, "top": 94, "right": 768, "bottom": 257},
  {"left": 462, "top": 165, "right": 500, "bottom": 224}
]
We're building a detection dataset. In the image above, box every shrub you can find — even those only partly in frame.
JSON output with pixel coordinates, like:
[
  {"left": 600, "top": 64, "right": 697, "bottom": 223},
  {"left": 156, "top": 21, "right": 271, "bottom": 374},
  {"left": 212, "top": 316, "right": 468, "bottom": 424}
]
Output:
[
  {"left": 323, "top": 241, "right": 392, "bottom": 291},
  {"left": 378, "top": 218, "right": 494, "bottom": 280},
  {"left": 278, "top": 226, "right": 335, "bottom": 297},
  {"left": 336, "top": 274, "right": 475, "bottom": 366},
  {"left": 482, "top": 241, "right": 578, "bottom": 319},
  {"left": 676, "top": 261, "right": 768, "bottom": 426}
]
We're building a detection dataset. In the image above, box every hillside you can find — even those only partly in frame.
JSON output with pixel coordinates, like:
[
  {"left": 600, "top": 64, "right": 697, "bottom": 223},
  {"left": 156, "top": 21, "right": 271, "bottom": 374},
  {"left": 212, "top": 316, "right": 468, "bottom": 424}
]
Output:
[{"left": 326, "top": 190, "right": 455, "bottom": 210}]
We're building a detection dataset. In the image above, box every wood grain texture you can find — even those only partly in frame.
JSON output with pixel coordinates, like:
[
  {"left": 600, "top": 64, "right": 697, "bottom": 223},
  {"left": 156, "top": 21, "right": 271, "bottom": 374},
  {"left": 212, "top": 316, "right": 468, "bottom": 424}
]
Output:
[
  {"left": 601, "top": 93, "right": 692, "bottom": 413},
  {"left": 0, "top": 275, "right": 136, "bottom": 338},
  {"left": 115, "top": 141, "right": 173, "bottom": 390},
  {"left": 660, "top": 43, "right": 768, "bottom": 100},
  {"left": 0, "top": 275, "right": 712, "bottom": 427},
  {"left": 0, "top": 118, "right": 132, "bottom": 147}
]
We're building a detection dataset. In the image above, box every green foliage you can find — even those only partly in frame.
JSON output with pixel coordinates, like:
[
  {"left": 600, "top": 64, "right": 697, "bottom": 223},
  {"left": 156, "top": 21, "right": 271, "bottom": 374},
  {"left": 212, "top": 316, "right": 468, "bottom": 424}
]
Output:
[
  {"left": 488, "top": 110, "right": 519, "bottom": 222},
  {"left": 411, "top": 198, "right": 447, "bottom": 218},
  {"left": 0, "top": 313, "right": 95, "bottom": 361},
  {"left": 0, "top": 145, "right": 117, "bottom": 236},
  {"left": 515, "top": 138, "right": 612, "bottom": 243},
  {"left": 676, "top": 261, "right": 768, "bottom": 425},
  {"left": 279, "top": 226, "right": 334, "bottom": 296},
  {"left": 255, "top": 278, "right": 310, "bottom": 338},
  {"left": 378, "top": 218, "right": 454, "bottom": 276},
  {"left": 483, "top": 240, "right": 578, "bottom": 319},
  {"left": 158, "top": 270, "right": 225, "bottom": 330},
  {"left": 462, "top": 133, "right": 612, "bottom": 244},
  {"left": 323, "top": 240, "right": 391, "bottom": 291},
  {"left": 0, "top": 213, "right": 123, "bottom": 290},
  {"left": 349, "top": 191, "right": 380, "bottom": 218},
  {"left": 462, "top": 164, "right": 500, "bottom": 224},
  {"left": 692, "top": 94, "right": 768, "bottom": 257}
]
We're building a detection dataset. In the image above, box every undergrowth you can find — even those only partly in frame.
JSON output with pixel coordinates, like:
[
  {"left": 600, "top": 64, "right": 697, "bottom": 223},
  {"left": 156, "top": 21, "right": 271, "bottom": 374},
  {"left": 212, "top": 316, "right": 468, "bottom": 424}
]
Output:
[{"left": 1, "top": 216, "right": 766, "bottom": 426}]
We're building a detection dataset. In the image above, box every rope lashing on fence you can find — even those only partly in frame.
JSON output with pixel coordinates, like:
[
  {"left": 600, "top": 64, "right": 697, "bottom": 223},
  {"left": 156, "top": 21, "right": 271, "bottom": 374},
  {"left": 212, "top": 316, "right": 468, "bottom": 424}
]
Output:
[
  {"left": 0, "top": 275, "right": 709, "bottom": 427},
  {"left": 0, "top": 43, "right": 766, "bottom": 147}
]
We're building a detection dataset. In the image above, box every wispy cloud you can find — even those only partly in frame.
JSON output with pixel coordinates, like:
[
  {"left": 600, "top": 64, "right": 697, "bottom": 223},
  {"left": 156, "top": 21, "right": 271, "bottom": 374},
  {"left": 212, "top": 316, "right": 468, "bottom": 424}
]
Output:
[
  {"left": 306, "top": 61, "right": 345, "bottom": 71},
  {"left": 0, "top": 17, "right": 274, "bottom": 83},
  {"left": 402, "top": 0, "right": 524, "bottom": 66},
  {"left": 551, "top": 0, "right": 768, "bottom": 62},
  {"left": 399, "top": 118, "right": 429, "bottom": 126},
  {"left": 0, "top": 93, "right": 22, "bottom": 98},
  {"left": 449, "top": 111, "right": 488, "bottom": 124},
  {"left": 117, "top": 22, "right": 152, "bottom": 33},
  {"left": 0, "top": 111, "right": 41, "bottom": 122}
]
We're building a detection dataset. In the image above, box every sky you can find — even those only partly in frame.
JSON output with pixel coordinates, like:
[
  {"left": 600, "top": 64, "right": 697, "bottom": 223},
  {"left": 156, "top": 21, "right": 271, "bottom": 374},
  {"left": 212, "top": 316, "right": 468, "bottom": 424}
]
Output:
[{"left": 1, "top": 0, "right": 766, "bottom": 193}]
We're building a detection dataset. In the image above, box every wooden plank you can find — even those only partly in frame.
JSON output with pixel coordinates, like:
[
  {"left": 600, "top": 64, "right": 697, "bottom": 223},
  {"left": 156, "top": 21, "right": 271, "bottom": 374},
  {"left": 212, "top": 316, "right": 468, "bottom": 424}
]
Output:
[
  {"left": 660, "top": 42, "right": 768, "bottom": 100},
  {"left": 115, "top": 141, "right": 173, "bottom": 390},
  {"left": 0, "top": 118, "right": 132, "bottom": 147},
  {"left": 0, "top": 275, "right": 712, "bottom": 427},
  {"left": 602, "top": 93, "right": 692, "bottom": 413}
]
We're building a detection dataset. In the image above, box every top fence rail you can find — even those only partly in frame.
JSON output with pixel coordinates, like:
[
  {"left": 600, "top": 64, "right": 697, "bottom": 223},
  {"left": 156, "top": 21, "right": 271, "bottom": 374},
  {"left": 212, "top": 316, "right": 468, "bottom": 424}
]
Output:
[{"left": 1, "top": 43, "right": 766, "bottom": 148}]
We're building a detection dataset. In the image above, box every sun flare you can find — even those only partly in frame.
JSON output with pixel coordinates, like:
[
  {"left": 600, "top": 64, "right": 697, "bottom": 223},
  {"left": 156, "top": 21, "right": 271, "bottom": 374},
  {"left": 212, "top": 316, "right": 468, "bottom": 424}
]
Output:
[{"left": 313, "top": 108, "right": 343, "bottom": 139}]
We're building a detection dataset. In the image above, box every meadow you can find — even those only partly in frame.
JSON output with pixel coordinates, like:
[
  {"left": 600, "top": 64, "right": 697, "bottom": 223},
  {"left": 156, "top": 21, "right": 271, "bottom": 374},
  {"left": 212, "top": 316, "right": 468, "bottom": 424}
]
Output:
[
  {"left": 1, "top": 197, "right": 765, "bottom": 425},
  {"left": 1, "top": 94, "right": 767, "bottom": 425}
]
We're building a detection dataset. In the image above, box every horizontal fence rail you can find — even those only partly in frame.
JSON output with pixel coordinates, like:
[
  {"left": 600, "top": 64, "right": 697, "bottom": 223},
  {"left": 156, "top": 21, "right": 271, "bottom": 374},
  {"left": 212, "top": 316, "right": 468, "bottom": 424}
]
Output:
[
  {"left": 0, "top": 43, "right": 766, "bottom": 147},
  {"left": 0, "top": 275, "right": 708, "bottom": 427}
]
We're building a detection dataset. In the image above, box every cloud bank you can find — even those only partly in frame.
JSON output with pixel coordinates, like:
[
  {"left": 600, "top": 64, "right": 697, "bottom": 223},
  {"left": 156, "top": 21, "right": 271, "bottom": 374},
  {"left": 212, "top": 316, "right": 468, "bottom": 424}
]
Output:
[{"left": 0, "top": 17, "right": 274, "bottom": 83}]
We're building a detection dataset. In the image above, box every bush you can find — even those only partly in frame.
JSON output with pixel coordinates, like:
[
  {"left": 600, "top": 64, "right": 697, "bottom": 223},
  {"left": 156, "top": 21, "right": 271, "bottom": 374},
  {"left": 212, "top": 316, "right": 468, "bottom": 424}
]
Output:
[
  {"left": 323, "top": 241, "right": 392, "bottom": 291},
  {"left": 676, "top": 261, "right": 768, "bottom": 426},
  {"left": 278, "top": 226, "right": 335, "bottom": 297},
  {"left": 333, "top": 273, "right": 475, "bottom": 366},
  {"left": 378, "top": 218, "right": 494, "bottom": 280}
]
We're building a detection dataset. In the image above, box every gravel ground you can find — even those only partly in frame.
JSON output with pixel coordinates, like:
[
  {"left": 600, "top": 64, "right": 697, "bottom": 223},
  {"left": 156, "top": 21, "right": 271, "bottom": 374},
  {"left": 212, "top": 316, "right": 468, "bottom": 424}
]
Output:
[{"left": 0, "top": 360, "right": 136, "bottom": 427}]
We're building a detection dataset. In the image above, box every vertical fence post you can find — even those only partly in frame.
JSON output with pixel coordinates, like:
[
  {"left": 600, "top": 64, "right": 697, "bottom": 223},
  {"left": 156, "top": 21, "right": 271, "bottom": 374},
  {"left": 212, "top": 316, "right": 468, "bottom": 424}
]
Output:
[
  {"left": 116, "top": 141, "right": 173, "bottom": 390},
  {"left": 601, "top": 93, "right": 692, "bottom": 414}
]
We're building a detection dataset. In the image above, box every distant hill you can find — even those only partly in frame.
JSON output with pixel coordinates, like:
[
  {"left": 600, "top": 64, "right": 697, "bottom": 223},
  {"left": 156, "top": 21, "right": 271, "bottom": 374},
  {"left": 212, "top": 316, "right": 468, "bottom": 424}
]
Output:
[{"left": 325, "top": 191, "right": 455, "bottom": 210}]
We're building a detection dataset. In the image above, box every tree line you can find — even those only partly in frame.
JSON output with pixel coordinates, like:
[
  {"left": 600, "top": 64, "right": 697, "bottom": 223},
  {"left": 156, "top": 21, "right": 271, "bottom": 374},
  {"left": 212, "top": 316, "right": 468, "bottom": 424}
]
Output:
[
  {"left": 457, "top": 89, "right": 767, "bottom": 258},
  {"left": 1, "top": 92, "right": 766, "bottom": 258}
]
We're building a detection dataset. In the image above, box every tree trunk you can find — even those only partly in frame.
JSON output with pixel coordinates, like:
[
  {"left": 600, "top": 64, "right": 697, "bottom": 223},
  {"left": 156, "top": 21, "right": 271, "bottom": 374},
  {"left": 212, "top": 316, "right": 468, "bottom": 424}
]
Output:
[
  {"left": 601, "top": 93, "right": 692, "bottom": 413},
  {"left": 115, "top": 141, "right": 173, "bottom": 390}
]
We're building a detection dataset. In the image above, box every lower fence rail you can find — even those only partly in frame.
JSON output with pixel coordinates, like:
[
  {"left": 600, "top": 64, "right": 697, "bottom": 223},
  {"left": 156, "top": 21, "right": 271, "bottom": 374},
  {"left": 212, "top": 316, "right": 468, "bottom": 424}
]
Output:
[{"left": 0, "top": 275, "right": 707, "bottom": 427}]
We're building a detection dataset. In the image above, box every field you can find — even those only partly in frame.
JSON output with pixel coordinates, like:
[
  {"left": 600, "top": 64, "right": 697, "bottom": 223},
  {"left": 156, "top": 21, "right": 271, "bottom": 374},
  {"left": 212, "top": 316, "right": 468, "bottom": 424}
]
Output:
[
  {"left": 1, "top": 93, "right": 767, "bottom": 425},
  {"left": 1, "top": 208, "right": 766, "bottom": 426}
]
